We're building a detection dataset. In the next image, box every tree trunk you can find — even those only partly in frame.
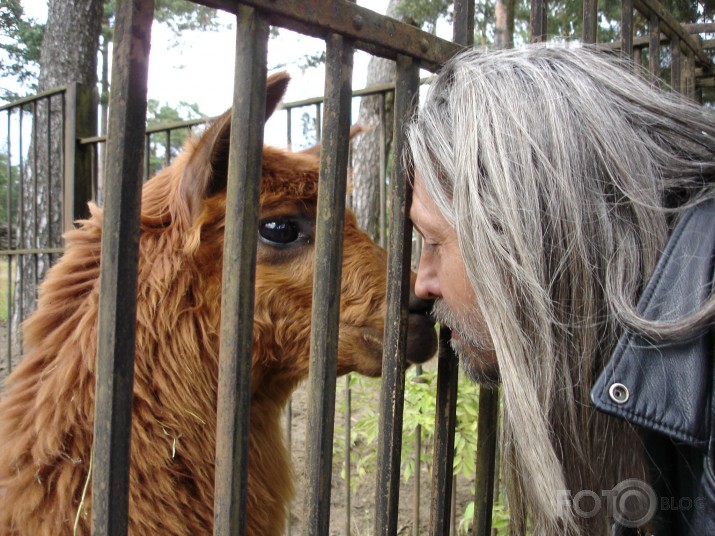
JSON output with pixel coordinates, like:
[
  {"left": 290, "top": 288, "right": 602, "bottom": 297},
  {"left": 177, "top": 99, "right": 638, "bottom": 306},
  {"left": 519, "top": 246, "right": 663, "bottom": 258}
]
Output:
[
  {"left": 11, "top": 0, "right": 102, "bottom": 352},
  {"left": 350, "top": 0, "right": 403, "bottom": 244}
]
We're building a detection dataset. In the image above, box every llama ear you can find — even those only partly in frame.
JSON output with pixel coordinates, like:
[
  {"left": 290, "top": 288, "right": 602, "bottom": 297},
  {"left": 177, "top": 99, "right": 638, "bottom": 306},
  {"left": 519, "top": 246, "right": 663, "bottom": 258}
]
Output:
[{"left": 181, "top": 72, "right": 291, "bottom": 222}]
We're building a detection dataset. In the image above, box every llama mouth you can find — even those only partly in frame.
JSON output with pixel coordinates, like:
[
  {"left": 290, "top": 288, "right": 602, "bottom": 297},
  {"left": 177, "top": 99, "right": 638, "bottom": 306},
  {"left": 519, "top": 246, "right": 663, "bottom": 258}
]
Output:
[{"left": 340, "top": 314, "right": 437, "bottom": 366}]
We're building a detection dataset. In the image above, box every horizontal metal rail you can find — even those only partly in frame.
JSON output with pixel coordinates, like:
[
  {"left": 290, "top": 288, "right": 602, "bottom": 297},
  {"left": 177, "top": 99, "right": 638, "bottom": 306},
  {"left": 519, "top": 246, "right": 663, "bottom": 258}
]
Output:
[{"left": 191, "top": 0, "right": 462, "bottom": 71}]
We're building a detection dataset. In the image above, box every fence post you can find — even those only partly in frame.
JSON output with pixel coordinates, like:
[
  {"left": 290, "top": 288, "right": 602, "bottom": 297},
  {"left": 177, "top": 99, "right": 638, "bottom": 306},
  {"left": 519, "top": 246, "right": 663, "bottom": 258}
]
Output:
[
  {"left": 91, "top": 0, "right": 153, "bottom": 534},
  {"left": 583, "top": 0, "right": 599, "bottom": 43},
  {"left": 373, "top": 52, "right": 420, "bottom": 536},
  {"left": 303, "top": 30, "right": 355, "bottom": 536},
  {"left": 63, "top": 82, "right": 96, "bottom": 232},
  {"left": 212, "top": 5, "right": 269, "bottom": 535}
]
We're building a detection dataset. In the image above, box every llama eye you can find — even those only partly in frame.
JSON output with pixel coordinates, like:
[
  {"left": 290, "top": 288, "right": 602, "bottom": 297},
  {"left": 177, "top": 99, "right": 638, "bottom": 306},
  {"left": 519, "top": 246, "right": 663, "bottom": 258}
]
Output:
[{"left": 258, "top": 218, "right": 310, "bottom": 247}]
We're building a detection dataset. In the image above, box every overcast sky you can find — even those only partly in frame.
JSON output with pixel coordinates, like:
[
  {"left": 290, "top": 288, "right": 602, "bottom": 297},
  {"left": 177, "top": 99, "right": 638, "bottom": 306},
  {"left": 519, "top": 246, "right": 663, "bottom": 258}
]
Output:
[{"left": 19, "top": 0, "right": 395, "bottom": 145}]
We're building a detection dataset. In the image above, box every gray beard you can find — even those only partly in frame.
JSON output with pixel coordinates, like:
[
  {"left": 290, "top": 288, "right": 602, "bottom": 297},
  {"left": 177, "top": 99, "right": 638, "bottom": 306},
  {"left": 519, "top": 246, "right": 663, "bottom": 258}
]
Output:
[{"left": 431, "top": 299, "right": 500, "bottom": 385}]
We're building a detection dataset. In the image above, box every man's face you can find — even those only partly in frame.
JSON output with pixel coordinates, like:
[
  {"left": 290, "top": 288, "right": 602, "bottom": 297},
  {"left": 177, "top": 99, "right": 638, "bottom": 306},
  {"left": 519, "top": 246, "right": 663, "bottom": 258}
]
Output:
[{"left": 410, "top": 171, "right": 498, "bottom": 383}]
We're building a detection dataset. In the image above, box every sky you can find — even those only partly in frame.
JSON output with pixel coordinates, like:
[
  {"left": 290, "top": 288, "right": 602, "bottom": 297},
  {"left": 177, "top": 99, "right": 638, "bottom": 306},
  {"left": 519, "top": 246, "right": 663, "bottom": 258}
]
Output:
[{"left": 19, "top": 0, "right": 396, "bottom": 146}]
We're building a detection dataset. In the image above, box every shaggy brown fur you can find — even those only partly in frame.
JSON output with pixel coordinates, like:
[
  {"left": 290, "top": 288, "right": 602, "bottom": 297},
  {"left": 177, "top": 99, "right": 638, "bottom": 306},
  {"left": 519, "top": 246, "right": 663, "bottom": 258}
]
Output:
[{"left": 0, "top": 74, "right": 437, "bottom": 535}]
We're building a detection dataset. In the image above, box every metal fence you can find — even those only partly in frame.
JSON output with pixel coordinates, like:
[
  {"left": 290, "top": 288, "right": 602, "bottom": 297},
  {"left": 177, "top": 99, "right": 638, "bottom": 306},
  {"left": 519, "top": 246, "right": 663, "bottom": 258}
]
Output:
[{"left": 2, "top": 0, "right": 715, "bottom": 535}]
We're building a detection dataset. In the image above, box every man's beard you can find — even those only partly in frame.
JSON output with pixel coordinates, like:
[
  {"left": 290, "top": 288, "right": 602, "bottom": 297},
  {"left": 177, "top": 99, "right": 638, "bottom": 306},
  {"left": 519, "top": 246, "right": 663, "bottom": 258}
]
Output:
[{"left": 431, "top": 299, "right": 499, "bottom": 385}]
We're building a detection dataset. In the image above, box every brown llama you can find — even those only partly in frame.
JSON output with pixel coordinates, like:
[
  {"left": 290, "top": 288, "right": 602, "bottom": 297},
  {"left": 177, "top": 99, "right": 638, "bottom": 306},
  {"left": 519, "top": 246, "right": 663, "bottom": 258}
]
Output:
[{"left": 0, "top": 73, "right": 438, "bottom": 535}]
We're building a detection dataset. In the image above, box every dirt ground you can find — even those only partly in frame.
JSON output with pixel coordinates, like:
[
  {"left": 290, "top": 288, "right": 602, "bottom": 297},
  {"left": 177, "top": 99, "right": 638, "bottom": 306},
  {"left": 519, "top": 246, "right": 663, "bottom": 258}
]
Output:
[{"left": 0, "top": 321, "right": 475, "bottom": 535}]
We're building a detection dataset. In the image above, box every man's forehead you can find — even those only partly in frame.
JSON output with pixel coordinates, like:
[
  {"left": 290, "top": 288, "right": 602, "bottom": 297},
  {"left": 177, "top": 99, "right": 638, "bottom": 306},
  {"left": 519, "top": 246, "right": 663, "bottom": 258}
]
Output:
[{"left": 410, "top": 170, "right": 449, "bottom": 230}]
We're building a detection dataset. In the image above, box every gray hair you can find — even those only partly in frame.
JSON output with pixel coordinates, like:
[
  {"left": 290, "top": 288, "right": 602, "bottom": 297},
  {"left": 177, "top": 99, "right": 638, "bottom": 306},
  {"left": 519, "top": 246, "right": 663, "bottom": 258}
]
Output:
[{"left": 407, "top": 43, "right": 715, "bottom": 534}]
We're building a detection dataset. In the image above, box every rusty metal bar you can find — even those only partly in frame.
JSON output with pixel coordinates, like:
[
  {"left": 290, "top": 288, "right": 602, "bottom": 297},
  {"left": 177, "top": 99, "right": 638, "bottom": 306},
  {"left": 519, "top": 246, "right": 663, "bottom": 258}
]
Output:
[
  {"left": 91, "top": 0, "right": 153, "bottom": 534},
  {"left": 303, "top": 30, "right": 354, "bottom": 536},
  {"left": 192, "top": 0, "right": 461, "bottom": 72},
  {"left": 530, "top": 0, "right": 547, "bottom": 42},
  {"left": 212, "top": 5, "right": 269, "bottom": 535},
  {"left": 429, "top": 328, "right": 459, "bottom": 536},
  {"left": 583, "top": 0, "right": 599, "bottom": 43},
  {"left": 378, "top": 92, "right": 387, "bottom": 249},
  {"left": 621, "top": 0, "right": 634, "bottom": 60},
  {"left": 373, "top": 53, "right": 419, "bottom": 536},
  {"left": 63, "top": 83, "right": 95, "bottom": 228},
  {"left": 453, "top": 0, "right": 475, "bottom": 47},
  {"left": 473, "top": 386, "right": 499, "bottom": 535}
]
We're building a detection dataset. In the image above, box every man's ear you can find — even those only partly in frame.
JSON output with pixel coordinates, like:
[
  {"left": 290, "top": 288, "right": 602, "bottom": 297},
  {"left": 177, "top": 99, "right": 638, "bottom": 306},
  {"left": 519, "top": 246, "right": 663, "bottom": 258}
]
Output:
[{"left": 180, "top": 72, "right": 291, "bottom": 222}]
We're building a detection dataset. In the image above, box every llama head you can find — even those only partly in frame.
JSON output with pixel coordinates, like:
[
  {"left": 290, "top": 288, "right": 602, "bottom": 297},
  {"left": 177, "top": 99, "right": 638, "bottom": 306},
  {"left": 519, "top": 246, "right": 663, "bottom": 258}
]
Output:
[{"left": 150, "top": 72, "right": 437, "bottom": 396}]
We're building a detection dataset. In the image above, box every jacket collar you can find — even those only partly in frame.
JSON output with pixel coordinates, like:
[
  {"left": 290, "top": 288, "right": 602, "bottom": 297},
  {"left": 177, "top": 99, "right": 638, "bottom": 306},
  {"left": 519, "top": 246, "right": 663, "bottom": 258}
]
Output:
[{"left": 591, "top": 199, "right": 715, "bottom": 449}]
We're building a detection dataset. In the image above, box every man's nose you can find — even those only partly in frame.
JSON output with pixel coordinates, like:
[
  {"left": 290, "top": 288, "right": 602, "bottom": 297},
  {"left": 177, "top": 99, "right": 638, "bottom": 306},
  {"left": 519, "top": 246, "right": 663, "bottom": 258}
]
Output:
[
  {"left": 409, "top": 272, "right": 434, "bottom": 314},
  {"left": 413, "top": 258, "right": 441, "bottom": 300}
]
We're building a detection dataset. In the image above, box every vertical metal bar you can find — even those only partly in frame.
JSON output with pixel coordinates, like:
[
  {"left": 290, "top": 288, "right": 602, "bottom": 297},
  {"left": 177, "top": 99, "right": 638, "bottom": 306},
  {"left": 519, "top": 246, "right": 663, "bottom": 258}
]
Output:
[
  {"left": 286, "top": 107, "right": 292, "bottom": 147},
  {"left": 373, "top": 54, "right": 420, "bottom": 536},
  {"left": 5, "top": 111, "right": 11, "bottom": 252},
  {"left": 63, "top": 83, "right": 77, "bottom": 233},
  {"left": 212, "top": 5, "right": 269, "bottom": 535},
  {"left": 649, "top": 13, "right": 661, "bottom": 81},
  {"left": 378, "top": 92, "right": 387, "bottom": 249},
  {"left": 303, "top": 31, "right": 354, "bottom": 536},
  {"left": 429, "top": 329, "right": 458, "bottom": 536},
  {"left": 33, "top": 100, "right": 39, "bottom": 287},
  {"left": 286, "top": 399, "right": 293, "bottom": 536},
  {"left": 315, "top": 102, "right": 322, "bottom": 142},
  {"left": 5, "top": 254, "right": 10, "bottom": 374},
  {"left": 4, "top": 110, "right": 11, "bottom": 374},
  {"left": 453, "top": 0, "right": 475, "bottom": 46},
  {"left": 344, "top": 374, "right": 352, "bottom": 536},
  {"left": 530, "top": 0, "right": 547, "bottom": 42},
  {"left": 46, "top": 97, "right": 52, "bottom": 251},
  {"left": 621, "top": 0, "right": 634, "bottom": 61},
  {"left": 671, "top": 36, "right": 682, "bottom": 94},
  {"left": 412, "top": 365, "right": 423, "bottom": 536},
  {"left": 582, "top": 0, "right": 598, "bottom": 44},
  {"left": 144, "top": 134, "right": 151, "bottom": 180},
  {"left": 164, "top": 130, "right": 171, "bottom": 168},
  {"left": 473, "top": 386, "right": 499, "bottom": 535},
  {"left": 18, "top": 104, "right": 24, "bottom": 327},
  {"left": 685, "top": 52, "right": 696, "bottom": 100},
  {"left": 634, "top": 47, "right": 643, "bottom": 70},
  {"left": 91, "top": 0, "right": 153, "bottom": 534}
]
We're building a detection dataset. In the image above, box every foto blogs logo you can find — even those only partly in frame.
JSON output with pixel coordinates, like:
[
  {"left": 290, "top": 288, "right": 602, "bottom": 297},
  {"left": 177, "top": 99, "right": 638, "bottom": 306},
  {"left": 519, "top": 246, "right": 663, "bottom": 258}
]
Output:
[{"left": 559, "top": 479, "right": 657, "bottom": 527}]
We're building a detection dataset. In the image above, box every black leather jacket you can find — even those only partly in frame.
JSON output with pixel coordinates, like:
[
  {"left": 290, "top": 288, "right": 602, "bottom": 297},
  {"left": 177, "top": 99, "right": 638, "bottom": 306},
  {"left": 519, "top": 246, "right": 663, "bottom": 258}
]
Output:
[{"left": 591, "top": 198, "right": 715, "bottom": 534}]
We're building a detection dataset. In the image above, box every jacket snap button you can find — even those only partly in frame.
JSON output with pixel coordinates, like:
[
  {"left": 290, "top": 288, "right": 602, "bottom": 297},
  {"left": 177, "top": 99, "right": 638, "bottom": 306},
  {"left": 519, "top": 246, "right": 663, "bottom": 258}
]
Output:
[{"left": 608, "top": 382, "right": 630, "bottom": 404}]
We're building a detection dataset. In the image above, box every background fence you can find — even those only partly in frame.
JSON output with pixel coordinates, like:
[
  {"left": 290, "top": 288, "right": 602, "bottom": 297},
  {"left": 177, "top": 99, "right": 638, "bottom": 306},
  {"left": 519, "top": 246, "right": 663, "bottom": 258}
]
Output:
[{"left": 1, "top": 0, "right": 715, "bottom": 534}]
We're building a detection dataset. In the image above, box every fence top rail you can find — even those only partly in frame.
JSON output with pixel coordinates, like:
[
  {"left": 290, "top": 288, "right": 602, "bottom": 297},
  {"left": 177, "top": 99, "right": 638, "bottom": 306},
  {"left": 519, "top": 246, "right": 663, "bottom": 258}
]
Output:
[
  {"left": 634, "top": 0, "right": 715, "bottom": 76},
  {"left": 192, "top": 0, "right": 463, "bottom": 71},
  {"left": 0, "top": 85, "right": 70, "bottom": 113},
  {"left": 77, "top": 80, "right": 414, "bottom": 146}
]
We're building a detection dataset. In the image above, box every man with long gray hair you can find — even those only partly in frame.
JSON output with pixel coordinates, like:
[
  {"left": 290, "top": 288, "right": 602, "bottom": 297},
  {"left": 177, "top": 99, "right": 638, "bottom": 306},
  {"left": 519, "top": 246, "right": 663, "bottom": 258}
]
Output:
[{"left": 407, "top": 44, "right": 715, "bottom": 535}]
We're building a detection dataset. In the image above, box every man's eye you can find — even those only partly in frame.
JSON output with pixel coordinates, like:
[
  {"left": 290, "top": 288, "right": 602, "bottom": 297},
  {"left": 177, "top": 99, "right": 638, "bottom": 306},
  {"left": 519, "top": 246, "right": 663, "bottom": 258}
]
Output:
[{"left": 258, "top": 218, "right": 308, "bottom": 247}]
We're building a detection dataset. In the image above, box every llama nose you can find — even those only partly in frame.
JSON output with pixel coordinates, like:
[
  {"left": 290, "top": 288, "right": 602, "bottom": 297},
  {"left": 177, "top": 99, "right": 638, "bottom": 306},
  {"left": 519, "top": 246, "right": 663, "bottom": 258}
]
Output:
[{"left": 408, "top": 289, "right": 434, "bottom": 316}]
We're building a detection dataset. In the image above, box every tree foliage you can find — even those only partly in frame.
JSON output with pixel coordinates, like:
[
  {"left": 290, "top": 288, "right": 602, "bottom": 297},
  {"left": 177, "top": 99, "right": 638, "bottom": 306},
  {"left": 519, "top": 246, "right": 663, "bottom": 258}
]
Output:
[{"left": 0, "top": 0, "right": 44, "bottom": 100}]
